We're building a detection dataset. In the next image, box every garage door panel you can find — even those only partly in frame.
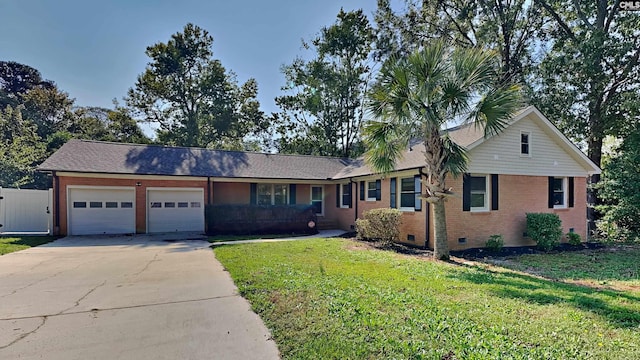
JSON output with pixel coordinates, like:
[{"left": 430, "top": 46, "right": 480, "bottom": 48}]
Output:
[
  {"left": 69, "top": 188, "right": 135, "bottom": 235},
  {"left": 147, "top": 189, "right": 204, "bottom": 233}
]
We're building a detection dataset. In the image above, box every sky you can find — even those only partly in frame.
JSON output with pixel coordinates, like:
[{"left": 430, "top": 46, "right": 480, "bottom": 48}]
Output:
[{"left": 0, "top": 0, "right": 381, "bottom": 120}]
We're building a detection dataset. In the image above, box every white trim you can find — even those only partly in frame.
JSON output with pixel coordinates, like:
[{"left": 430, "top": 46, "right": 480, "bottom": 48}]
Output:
[
  {"left": 256, "top": 183, "right": 289, "bottom": 206},
  {"left": 66, "top": 185, "right": 136, "bottom": 236},
  {"left": 469, "top": 174, "right": 490, "bottom": 212},
  {"left": 520, "top": 130, "right": 531, "bottom": 157},
  {"left": 58, "top": 172, "right": 208, "bottom": 181},
  {"left": 310, "top": 185, "right": 324, "bottom": 216},
  {"left": 340, "top": 183, "right": 351, "bottom": 209},
  {"left": 398, "top": 177, "right": 415, "bottom": 210},
  {"left": 552, "top": 177, "right": 568, "bottom": 209},
  {"left": 366, "top": 181, "right": 377, "bottom": 201}
]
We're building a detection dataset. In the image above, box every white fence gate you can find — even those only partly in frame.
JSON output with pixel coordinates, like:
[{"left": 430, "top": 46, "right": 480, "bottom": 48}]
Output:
[{"left": 0, "top": 188, "right": 53, "bottom": 235}]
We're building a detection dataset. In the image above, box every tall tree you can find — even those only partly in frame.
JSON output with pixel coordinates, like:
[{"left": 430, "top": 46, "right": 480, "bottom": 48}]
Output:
[
  {"left": 0, "top": 105, "right": 46, "bottom": 188},
  {"left": 597, "top": 126, "right": 640, "bottom": 241},
  {"left": 364, "top": 42, "right": 522, "bottom": 260},
  {"left": 126, "top": 23, "right": 267, "bottom": 148},
  {"left": 534, "top": 0, "right": 640, "bottom": 231},
  {"left": 374, "top": 0, "right": 542, "bottom": 85},
  {"left": 276, "top": 9, "right": 375, "bottom": 157}
]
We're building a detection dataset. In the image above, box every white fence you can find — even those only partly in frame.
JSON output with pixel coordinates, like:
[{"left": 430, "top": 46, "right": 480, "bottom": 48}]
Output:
[{"left": 0, "top": 188, "right": 53, "bottom": 235}]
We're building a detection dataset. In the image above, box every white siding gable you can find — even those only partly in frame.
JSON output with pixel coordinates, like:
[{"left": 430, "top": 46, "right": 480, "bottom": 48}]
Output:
[{"left": 466, "top": 114, "right": 590, "bottom": 177}]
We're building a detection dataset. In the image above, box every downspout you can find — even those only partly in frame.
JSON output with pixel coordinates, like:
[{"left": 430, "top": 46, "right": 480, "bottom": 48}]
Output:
[
  {"left": 350, "top": 178, "right": 358, "bottom": 223},
  {"left": 53, "top": 171, "right": 60, "bottom": 235},
  {"left": 207, "top": 177, "right": 212, "bottom": 235},
  {"left": 419, "top": 168, "right": 429, "bottom": 249}
]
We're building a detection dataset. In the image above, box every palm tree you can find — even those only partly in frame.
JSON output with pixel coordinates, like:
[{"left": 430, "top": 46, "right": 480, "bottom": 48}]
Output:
[{"left": 364, "top": 42, "right": 522, "bottom": 260}]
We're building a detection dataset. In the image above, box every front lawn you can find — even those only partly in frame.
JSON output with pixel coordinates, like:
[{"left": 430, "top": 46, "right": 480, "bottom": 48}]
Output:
[
  {"left": 0, "top": 236, "right": 55, "bottom": 255},
  {"left": 215, "top": 239, "right": 640, "bottom": 359},
  {"left": 497, "top": 245, "right": 640, "bottom": 292},
  {"left": 208, "top": 233, "right": 298, "bottom": 243}
]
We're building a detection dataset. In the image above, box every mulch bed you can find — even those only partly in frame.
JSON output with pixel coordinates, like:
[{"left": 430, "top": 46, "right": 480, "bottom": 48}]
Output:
[{"left": 345, "top": 233, "right": 606, "bottom": 260}]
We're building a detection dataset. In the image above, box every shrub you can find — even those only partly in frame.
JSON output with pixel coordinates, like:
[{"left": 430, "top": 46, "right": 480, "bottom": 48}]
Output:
[
  {"left": 526, "top": 213, "right": 562, "bottom": 251},
  {"left": 356, "top": 208, "right": 402, "bottom": 246},
  {"left": 566, "top": 232, "right": 582, "bottom": 246},
  {"left": 485, "top": 234, "right": 504, "bottom": 252}
]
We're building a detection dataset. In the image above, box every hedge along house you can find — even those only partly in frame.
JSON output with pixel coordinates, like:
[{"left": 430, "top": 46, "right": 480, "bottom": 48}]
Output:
[{"left": 38, "top": 106, "right": 600, "bottom": 249}]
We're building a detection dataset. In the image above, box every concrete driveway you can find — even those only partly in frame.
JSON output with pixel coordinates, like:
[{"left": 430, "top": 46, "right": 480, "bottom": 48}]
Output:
[{"left": 0, "top": 235, "right": 279, "bottom": 360}]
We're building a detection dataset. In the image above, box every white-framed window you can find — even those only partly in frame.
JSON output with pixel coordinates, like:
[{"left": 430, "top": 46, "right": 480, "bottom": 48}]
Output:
[
  {"left": 340, "top": 183, "right": 351, "bottom": 208},
  {"left": 311, "top": 186, "right": 324, "bottom": 215},
  {"left": 257, "top": 184, "right": 288, "bottom": 206},
  {"left": 367, "top": 181, "right": 377, "bottom": 201},
  {"left": 470, "top": 175, "right": 489, "bottom": 211},
  {"left": 552, "top": 177, "right": 566, "bottom": 208},
  {"left": 399, "top": 177, "right": 415, "bottom": 210},
  {"left": 520, "top": 131, "right": 531, "bottom": 156}
]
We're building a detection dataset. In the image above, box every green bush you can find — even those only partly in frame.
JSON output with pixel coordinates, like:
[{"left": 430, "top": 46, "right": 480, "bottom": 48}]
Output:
[
  {"left": 566, "top": 232, "right": 582, "bottom": 246},
  {"left": 356, "top": 208, "right": 402, "bottom": 246},
  {"left": 526, "top": 213, "right": 562, "bottom": 251},
  {"left": 485, "top": 234, "right": 504, "bottom": 252}
]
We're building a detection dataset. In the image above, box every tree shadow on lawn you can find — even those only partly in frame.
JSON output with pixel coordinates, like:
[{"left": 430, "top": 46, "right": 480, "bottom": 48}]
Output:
[{"left": 448, "top": 263, "right": 640, "bottom": 329}]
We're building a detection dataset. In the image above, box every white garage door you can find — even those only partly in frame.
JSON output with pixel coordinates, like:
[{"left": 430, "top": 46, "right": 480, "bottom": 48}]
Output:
[
  {"left": 68, "top": 187, "right": 135, "bottom": 235},
  {"left": 147, "top": 188, "right": 204, "bottom": 233}
]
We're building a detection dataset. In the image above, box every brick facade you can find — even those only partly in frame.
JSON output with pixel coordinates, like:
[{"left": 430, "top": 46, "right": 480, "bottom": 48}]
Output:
[{"left": 56, "top": 176, "right": 209, "bottom": 235}]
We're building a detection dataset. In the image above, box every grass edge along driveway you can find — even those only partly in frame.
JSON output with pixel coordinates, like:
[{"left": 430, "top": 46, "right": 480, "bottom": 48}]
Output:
[
  {"left": 0, "top": 236, "right": 55, "bottom": 255},
  {"left": 215, "top": 238, "right": 640, "bottom": 359}
]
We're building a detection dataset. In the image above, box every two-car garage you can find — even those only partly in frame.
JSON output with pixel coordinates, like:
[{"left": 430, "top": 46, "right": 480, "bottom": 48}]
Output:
[{"left": 67, "top": 186, "right": 204, "bottom": 235}]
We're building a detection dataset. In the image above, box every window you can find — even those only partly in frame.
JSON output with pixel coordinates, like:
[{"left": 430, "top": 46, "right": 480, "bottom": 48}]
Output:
[
  {"left": 341, "top": 183, "right": 351, "bottom": 208},
  {"left": 257, "top": 184, "right": 288, "bottom": 205},
  {"left": 150, "top": 202, "right": 162, "bottom": 208},
  {"left": 73, "top": 202, "right": 86, "bottom": 208},
  {"left": 105, "top": 202, "right": 118, "bottom": 208},
  {"left": 164, "top": 202, "right": 175, "bottom": 208},
  {"left": 190, "top": 202, "right": 201, "bottom": 208},
  {"left": 311, "top": 186, "right": 323, "bottom": 215},
  {"left": 367, "top": 181, "right": 377, "bottom": 201},
  {"left": 400, "top": 178, "right": 415, "bottom": 209},
  {"left": 470, "top": 175, "right": 488, "bottom": 211},
  {"left": 521, "top": 131, "right": 530, "bottom": 156},
  {"left": 121, "top": 202, "right": 133, "bottom": 208},
  {"left": 178, "top": 202, "right": 189, "bottom": 208},
  {"left": 90, "top": 202, "right": 102, "bottom": 208},
  {"left": 553, "top": 177, "right": 566, "bottom": 208}
]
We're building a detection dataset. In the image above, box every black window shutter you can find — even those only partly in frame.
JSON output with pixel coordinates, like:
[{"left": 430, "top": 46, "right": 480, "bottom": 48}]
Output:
[
  {"left": 390, "top": 178, "right": 397, "bottom": 208},
  {"left": 336, "top": 184, "right": 340, "bottom": 207},
  {"left": 289, "top": 184, "right": 296, "bottom": 204},
  {"left": 568, "top": 177, "right": 574, "bottom": 208},
  {"left": 347, "top": 183, "right": 352, "bottom": 208},
  {"left": 462, "top": 173, "right": 471, "bottom": 211},
  {"left": 414, "top": 175, "right": 422, "bottom": 211},
  {"left": 548, "top": 176, "right": 555, "bottom": 208},
  {"left": 491, "top": 174, "right": 499, "bottom": 211},
  {"left": 360, "top": 181, "right": 365, "bottom": 201},
  {"left": 375, "top": 179, "right": 381, "bottom": 201},
  {"left": 250, "top": 183, "right": 257, "bottom": 205}
]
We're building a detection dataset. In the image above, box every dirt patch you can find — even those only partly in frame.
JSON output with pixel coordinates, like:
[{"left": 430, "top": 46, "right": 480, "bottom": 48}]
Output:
[{"left": 450, "top": 242, "right": 605, "bottom": 260}]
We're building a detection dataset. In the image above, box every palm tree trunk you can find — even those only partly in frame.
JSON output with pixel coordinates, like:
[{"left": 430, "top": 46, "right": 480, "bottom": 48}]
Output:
[{"left": 432, "top": 199, "right": 449, "bottom": 260}]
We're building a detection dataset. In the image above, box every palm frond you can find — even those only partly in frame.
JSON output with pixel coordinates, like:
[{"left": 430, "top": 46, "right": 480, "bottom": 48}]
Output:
[
  {"left": 441, "top": 135, "right": 468, "bottom": 178},
  {"left": 362, "top": 120, "right": 409, "bottom": 174},
  {"left": 471, "top": 84, "right": 523, "bottom": 137}
]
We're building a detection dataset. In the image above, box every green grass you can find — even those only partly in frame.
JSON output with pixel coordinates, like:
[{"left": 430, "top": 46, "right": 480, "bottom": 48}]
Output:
[
  {"left": 215, "top": 239, "right": 640, "bottom": 359},
  {"left": 498, "top": 245, "right": 640, "bottom": 292},
  {"left": 208, "top": 233, "right": 301, "bottom": 243},
  {"left": 0, "top": 236, "right": 55, "bottom": 255}
]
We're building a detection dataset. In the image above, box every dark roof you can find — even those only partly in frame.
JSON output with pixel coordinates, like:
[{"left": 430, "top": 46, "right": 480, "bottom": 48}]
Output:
[
  {"left": 38, "top": 140, "right": 353, "bottom": 180},
  {"left": 332, "top": 123, "right": 485, "bottom": 179}
]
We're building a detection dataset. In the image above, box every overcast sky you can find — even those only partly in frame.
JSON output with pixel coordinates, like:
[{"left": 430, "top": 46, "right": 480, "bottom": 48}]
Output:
[{"left": 0, "top": 0, "right": 381, "bottom": 117}]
